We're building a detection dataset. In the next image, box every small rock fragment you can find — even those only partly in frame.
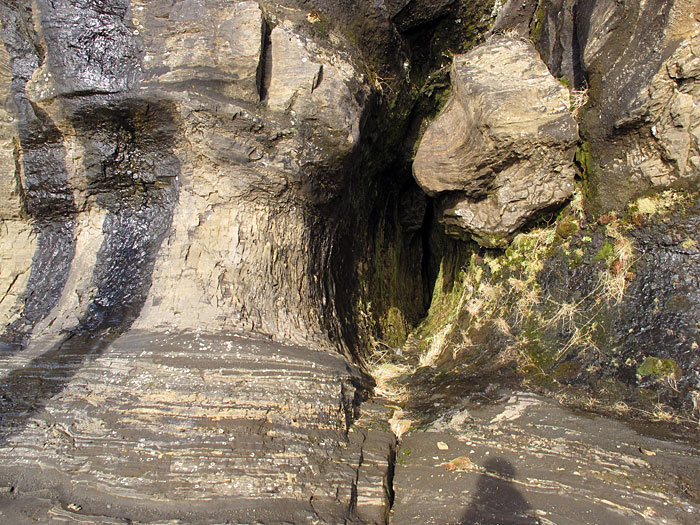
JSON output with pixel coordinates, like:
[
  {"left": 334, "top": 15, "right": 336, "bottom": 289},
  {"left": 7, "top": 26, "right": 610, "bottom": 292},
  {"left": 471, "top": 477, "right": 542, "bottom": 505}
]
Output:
[
  {"left": 437, "top": 441, "right": 449, "bottom": 450},
  {"left": 443, "top": 456, "right": 475, "bottom": 472},
  {"left": 389, "top": 410, "right": 414, "bottom": 441}
]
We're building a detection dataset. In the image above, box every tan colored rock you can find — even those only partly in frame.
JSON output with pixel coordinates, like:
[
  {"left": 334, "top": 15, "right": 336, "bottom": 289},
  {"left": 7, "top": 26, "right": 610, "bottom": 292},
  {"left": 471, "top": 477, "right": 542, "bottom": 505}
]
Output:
[
  {"left": 137, "top": 0, "right": 265, "bottom": 103},
  {"left": 0, "top": 38, "right": 21, "bottom": 220},
  {"left": 266, "top": 26, "right": 323, "bottom": 112},
  {"left": 266, "top": 26, "right": 362, "bottom": 148},
  {"left": 0, "top": 221, "right": 35, "bottom": 328},
  {"left": 2, "top": 0, "right": 369, "bottom": 350},
  {"left": 0, "top": 331, "right": 394, "bottom": 523},
  {"left": 413, "top": 36, "right": 578, "bottom": 247},
  {"left": 29, "top": 209, "right": 105, "bottom": 340}
]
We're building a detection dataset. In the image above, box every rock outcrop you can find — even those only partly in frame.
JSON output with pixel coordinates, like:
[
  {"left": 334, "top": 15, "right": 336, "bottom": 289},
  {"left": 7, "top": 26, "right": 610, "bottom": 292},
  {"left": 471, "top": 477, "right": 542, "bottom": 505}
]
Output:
[
  {"left": 0, "top": 331, "right": 395, "bottom": 523},
  {"left": 0, "top": 0, "right": 371, "bottom": 351},
  {"left": 3, "top": 0, "right": 700, "bottom": 522},
  {"left": 0, "top": 0, "right": 399, "bottom": 521},
  {"left": 401, "top": 0, "right": 700, "bottom": 432},
  {"left": 533, "top": 0, "right": 700, "bottom": 216},
  {"left": 0, "top": 0, "right": 497, "bottom": 520},
  {"left": 413, "top": 36, "right": 578, "bottom": 248}
]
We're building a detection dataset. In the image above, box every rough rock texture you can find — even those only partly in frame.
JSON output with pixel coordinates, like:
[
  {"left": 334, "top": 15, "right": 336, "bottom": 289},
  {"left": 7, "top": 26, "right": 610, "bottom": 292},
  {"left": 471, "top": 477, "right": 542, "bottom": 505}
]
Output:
[
  {"left": 400, "top": 0, "right": 700, "bottom": 429},
  {"left": 0, "top": 0, "right": 484, "bottom": 522},
  {"left": 413, "top": 35, "right": 578, "bottom": 247},
  {"left": 0, "top": 331, "right": 395, "bottom": 523},
  {"left": 3, "top": 1, "right": 700, "bottom": 522},
  {"left": 393, "top": 391, "right": 700, "bottom": 524},
  {"left": 0, "top": 0, "right": 372, "bottom": 351},
  {"left": 533, "top": 0, "right": 700, "bottom": 216}
]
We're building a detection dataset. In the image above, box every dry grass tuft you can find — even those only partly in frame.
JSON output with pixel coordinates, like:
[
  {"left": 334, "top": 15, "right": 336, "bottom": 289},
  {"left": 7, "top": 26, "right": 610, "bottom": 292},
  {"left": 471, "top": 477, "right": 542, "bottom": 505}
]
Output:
[{"left": 419, "top": 324, "right": 452, "bottom": 368}]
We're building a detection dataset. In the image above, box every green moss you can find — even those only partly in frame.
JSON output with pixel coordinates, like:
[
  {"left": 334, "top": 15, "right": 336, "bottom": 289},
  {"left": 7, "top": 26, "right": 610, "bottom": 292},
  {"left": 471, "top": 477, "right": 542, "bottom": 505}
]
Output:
[
  {"left": 575, "top": 142, "right": 592, "bottom": 179},
  {"left": 555, "top": 216, "right": 579, "bottom": 240},
  {"left": 529, "top": 4, "right": 546, "bottom": 45},
  {"left": 553, "top": 361, "right": 580, "bottom": 380},
  {"left": 636, "top": 357, "right": 681, "bottom": 381},
  {"left": 397, "top": 447, "right": 413, "bottom": 466},
  {"left": 477, "top": 232, "right": 510, "bottom": 249},
  {"left": 594, "top": 242, "right": 615, "bottom": 263},
  {"left": 627, "top": 190, "right": 697, "bottom": 222}
]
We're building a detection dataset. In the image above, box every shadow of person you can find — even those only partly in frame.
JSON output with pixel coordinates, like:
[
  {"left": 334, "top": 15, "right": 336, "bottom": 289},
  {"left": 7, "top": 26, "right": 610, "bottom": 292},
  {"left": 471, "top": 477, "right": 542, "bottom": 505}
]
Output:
[{"left": 461, "top": 457, "right": 538, "bottom": 525}]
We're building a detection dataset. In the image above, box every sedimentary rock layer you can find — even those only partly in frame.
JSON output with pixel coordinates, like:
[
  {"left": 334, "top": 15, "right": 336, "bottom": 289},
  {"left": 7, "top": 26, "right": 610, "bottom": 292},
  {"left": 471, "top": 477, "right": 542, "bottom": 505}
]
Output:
[
  {"left": 413, "top": 35, "right": 578, "bottom": 248},
  {"left": 0, "top": 331, "right": 395, "bottom": 523}
]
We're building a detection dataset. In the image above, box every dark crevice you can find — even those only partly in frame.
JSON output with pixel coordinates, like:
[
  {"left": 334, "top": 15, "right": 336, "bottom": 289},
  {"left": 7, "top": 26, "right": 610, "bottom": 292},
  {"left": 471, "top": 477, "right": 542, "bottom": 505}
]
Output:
[
  {"left": 570, "top": 2, "right": 587, "bottom": 90},
  {"left": 257, "top": 16, "right": 273, "bottom": 103},
  {"left": 383, "top": 439, "right": 397, "bottom": 524},
  {"left": 421, "top": 197, "right": 438, "bottom": 309}
]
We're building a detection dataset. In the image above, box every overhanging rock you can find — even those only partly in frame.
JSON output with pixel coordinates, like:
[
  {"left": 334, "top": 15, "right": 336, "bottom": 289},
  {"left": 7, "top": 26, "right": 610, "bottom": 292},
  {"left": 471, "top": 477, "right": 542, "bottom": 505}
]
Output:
[{"left": 413, "top": 35, "right": 578, "bottom": 248}]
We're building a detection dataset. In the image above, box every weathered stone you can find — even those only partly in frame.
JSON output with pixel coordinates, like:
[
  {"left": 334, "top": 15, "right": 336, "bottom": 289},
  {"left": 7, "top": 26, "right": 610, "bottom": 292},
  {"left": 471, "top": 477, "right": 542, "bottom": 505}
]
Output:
[
  {"left": 135, "top": 0, "right": 265, "bottom": 104},
  {"left": 535, "top": 0, "right": 700, "bottom": 215},
  {"left": 388, "top": 0, "right": 456, "bottom": 32},
  {"left": 1, "top": 0, "right": 371, "bottom": 350},
  {"left": 413, "top": 35, "right": 578, "bottom": 247},
  {"left": 0, "top": 331, "right": 394, "bottom": 523},
  {"left": 528, "top": 0, "right": 580, "bottom": 86},
  {"left": 28, "top": 0, "right": 140, "bottom": 98},
  {"left": 393, "top": 391, "right": 700, "bottom": 524},
  {"left": 491, "top": 0, "right": 540, "bottom": 38}
]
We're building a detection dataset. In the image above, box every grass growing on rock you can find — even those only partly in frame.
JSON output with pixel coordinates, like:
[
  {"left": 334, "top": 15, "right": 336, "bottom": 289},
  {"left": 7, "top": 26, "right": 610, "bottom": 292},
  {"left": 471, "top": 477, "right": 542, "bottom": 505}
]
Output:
[{"left": 386, "top": 188, "right": 700, "bottom": 430}]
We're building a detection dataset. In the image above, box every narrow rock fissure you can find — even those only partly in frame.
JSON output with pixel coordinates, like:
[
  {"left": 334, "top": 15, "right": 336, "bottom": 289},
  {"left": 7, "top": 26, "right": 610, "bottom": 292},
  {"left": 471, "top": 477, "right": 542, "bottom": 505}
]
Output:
[
  {"left": 2, "top": 1, "right": 700, "bottom": 522},
  {"left": 383, "top": 440, "right": 397, "bottom": 525},
  {"left": 257, "top": 15, "right": 273, "bottom": 103}
]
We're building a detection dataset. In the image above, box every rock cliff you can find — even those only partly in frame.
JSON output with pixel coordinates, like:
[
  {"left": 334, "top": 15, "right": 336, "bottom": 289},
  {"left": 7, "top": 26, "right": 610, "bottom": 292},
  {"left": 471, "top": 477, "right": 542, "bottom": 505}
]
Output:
[{"left": 1, "top": 0, "right": 700, "bottom": 522}]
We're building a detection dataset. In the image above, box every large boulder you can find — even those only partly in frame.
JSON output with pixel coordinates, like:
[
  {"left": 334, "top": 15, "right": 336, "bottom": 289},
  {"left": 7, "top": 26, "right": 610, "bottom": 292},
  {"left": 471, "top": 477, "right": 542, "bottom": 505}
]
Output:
[
  {"left": 413, "top": 36, "right": 578, "bottom": 248},
  {"left": 532, "top": 0, "right": 700, "bottom": 216}
]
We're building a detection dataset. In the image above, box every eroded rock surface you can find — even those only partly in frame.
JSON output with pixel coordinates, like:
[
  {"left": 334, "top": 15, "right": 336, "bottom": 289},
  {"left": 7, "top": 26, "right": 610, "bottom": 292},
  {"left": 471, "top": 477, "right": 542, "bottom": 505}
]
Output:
[
  {"left": 413, "top": 36, "right": 578, "bottom": 248},
  {"left": 533, "top": 0, "right": 700, "bottom": 216},
  {"left": 393, "top": 391, "right": 700, "bottom": 524},
  {"left": 0, "top": 0, "right": 373, "bottom": 350},
  {"left": 0, "top": 331, "right": 395, "bottom": 523},
  {"left": 0, "top": 1, "right": 393, "bottom": 522}
]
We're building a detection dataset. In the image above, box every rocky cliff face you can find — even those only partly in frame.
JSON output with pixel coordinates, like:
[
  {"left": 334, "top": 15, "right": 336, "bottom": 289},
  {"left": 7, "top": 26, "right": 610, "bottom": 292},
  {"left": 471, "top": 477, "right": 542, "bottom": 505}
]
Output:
[
  {"left": 0, "top": 0, "right": 373, "bottom": 352},
  {"left": 2, "top": 0, "right": 700, "bottom": 522},
  {"left": 0, "top": 0, "right": 494, "bottom": 521},
  {"left": 404, "top": 0, "right": 700, "bottom": 428},
  {"left": 414, "top": 35, "right": 578, "bottom": 248}
]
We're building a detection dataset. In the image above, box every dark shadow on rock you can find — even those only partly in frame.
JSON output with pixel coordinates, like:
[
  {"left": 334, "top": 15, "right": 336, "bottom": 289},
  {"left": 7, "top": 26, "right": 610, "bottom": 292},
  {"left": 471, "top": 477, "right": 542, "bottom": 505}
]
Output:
[
  {"left": 0, "top": 4, "right": 77, "bottom": 351},
  {"left": 0, "top": 100, "right": 180, "bottom": 445},
  {"left": 461, "top": 457, "right": 538, "bottom": 525}
]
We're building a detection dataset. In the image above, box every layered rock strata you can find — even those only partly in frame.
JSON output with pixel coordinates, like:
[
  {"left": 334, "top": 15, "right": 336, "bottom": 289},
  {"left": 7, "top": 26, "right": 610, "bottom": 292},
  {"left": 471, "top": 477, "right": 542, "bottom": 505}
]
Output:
[
  {"left": 0, "top": 331, "right": 395, "bottom": 523},
  {"left": 413, "top": 36, "right": 579, "bottom": 248},
  {"left": 0, "top": 1, "right": 396, "bottom": 521}
]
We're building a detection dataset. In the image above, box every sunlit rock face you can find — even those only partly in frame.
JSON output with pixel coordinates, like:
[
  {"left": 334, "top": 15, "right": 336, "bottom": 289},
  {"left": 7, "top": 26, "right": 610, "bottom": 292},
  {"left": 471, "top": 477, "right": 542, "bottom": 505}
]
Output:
[
  {"left": 0, "top": 1, "right": 396, "bottom": 522},
  {"left": 534, "top": 0, "right": 700, "bottom": 216},
  {"left": 0, "top": 0, "right": 371, "bottom": 351},
  {"left": 413, "top": 36, "right": 578, "bottom": 248}
]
